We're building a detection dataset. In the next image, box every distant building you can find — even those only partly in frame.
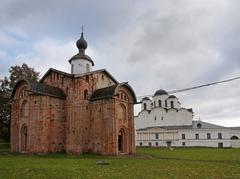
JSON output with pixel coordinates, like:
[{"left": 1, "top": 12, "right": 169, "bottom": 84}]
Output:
[
  {"left": 11, "top": 33, "right": 137, "bottom": 155},
  {"left": 135, "top": 89, "right": 240, "bottom": 148}
]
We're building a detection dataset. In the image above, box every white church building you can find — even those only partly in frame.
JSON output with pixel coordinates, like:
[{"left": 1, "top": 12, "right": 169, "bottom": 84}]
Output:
[{"left": 135, "top": 89, "right": 240, "bottom": 148}]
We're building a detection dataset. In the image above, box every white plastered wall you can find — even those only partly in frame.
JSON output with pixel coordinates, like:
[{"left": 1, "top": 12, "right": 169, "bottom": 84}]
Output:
[{"left": 71, "top": 59, "right": 92, "bottom": 74}]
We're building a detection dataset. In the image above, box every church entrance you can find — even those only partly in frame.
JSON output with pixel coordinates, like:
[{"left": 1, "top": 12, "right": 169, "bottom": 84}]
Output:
[
  {"left": 118, "top": 134, "right": 123, "bottom": 152},
  {"left": 166, "top": 141, "right": 172, "bottom": 148},
  {"left": 20, "top": 124, "right": 28, "bottom": 152},
  {"left": 118, "top": 128, "right": 126, "bottom": 154}
]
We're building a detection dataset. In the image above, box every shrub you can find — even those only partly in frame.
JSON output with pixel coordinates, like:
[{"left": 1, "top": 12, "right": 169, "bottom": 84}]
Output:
[{"left": 0, "top": 127, "right": 10, "bottom": 142}]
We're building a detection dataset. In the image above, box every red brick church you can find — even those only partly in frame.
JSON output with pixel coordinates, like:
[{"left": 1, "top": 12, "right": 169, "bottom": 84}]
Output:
[{"left": 10, "top": 33, "right": 137, "bottom": 155}]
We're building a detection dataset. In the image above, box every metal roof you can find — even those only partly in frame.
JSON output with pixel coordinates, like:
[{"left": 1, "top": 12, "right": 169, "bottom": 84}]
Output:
[
  {"left": 153, "top": 89, "right": 168, "bottom": 97},
  {"left": 68, "top": 53, "right": 94, "bottom": 66},
  {"left": 90, "top": 83, "right": 137, "bottom": 103},
  {"left": 136, "top": 120, "right": 231, "bottom": 131},
  {"left": 11, "top": 79, "right": 66, "bottom": 99}
]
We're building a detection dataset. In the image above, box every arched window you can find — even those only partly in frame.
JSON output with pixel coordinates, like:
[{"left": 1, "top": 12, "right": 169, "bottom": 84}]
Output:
[
  {"left": 84, "top": 90, "right": 88, "bottom": 100},
  {"left": 71, "top": 64, "right": 74, "bottom": 74},
  {"left": 86, "top": 75, "right": 89, "bottom": 82},
  {"left": 21, "top": 100, "right": 29, "bottom": 117},
  {"left": 165, "top": 100, "right": 167, "bottom": 108},
  {"left": 16, "top": 86, "right": 28, "bottom": 99},
  {"left": 86, "top": 64, "right": 90, "bottom": 72},
  {"left": 158, "top": 100, "right": 162, "bottom": 107},
  {"left": 170, "top": 101, "right": 174, "bottom": 108},
  {"left": 143, "top": 103, "right": 147, "bottom": 110},
  {"left": 207, "top": 133, "right": 211, "bottom": 139},
  {"left": 197, "top": 123, "right": 202, "bottom": 128},
  {"left": 218, "top": 133, "right": 222, "bottom": 139},
  {"left": 231, "top": 136, "right": 239, "bottom": 140}
]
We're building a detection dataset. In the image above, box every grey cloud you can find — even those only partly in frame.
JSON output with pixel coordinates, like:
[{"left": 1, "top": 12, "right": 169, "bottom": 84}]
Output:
[
  {"left": 1, "top": 0, "right": 240, "bottom": 126},
  {"left": 0, "top": 50, "right": 11, "bottom": 78},
  {"left": 0, "top": 0, "right": 137, "bottom": 40}
]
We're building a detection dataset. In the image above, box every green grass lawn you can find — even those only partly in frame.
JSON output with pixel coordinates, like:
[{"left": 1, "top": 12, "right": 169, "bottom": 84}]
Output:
[{"left": 0, "top": 145, "right": 240, "bottom": 179}]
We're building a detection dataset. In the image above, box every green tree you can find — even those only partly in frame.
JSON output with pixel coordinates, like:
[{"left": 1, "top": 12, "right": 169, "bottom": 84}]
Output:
[
  {"left": 8, "top": 63, "right": 40, "bottom": 89},
  {"left": 0, "top": 63, "right": 40, "bottom": 142},
  {"left": 0, "top": 78, "right": 11, "bottom": 141},
  {"left": 0, "top": 96, "right": 11, "bottom": 141}
]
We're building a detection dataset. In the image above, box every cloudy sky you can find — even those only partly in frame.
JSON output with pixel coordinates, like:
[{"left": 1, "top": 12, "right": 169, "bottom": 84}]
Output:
[{"left": 1, "top": 0, "right": 240, "bottom": 126}]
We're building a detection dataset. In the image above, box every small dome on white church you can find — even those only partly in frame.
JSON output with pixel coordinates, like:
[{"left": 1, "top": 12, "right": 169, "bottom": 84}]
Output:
[
  {"left": 142, "top": 97, "right": 151, "bottom": 101},
  {"left": 154, "top": 89, "right": 168, "bottom": 96},
  {"left": 168, "top": 95, "right": 177, "bottom": 99},
  {"left": 69, "top": 32, "right": 95, "bottom": 74}
]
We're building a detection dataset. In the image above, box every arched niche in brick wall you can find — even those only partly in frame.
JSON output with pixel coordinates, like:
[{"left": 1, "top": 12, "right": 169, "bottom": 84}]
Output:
[
  {"left": 20, "top": 100, "right": 29, "bottom": 117},
  {"left": 15, "top": 85, "right": 28, "bottom": 99},
  {"left": 118, "top": 127, "right": 128, "bottom": 154},
  {"left": 117, "top": 103, "right": 126, "bottom": 122}
]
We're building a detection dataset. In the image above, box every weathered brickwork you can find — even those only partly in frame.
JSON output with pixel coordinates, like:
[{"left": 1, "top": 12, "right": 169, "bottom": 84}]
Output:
[{"left": 11, "top": 69, "right": 136, "bottom": 155}]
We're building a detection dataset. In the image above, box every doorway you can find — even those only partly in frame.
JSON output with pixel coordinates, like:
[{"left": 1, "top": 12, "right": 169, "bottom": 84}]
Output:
[
  {"left": 218, "top": 142, "right": 223, "bottom": 148},
  {"left": 118, "top": 134, "right": 123, "bottom": 152},
  {"left": 166, "top": 141, "right": 172, "bottom": 148},
  {"left": 118, "top": 128, "right": 126, "bottom": 154},
  {"left": 21, "top": 124, "right": 27, "bottom": 152}
]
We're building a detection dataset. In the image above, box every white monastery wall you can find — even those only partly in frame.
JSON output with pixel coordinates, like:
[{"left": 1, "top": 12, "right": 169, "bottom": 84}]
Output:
[{"left": 135, "top": 89, "right": 240, "bottom": 148}]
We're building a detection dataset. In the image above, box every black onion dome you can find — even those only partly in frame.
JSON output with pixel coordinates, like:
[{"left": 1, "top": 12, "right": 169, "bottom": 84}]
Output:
[
  {"left": 142, "top": 97, "right": 150, "bottom": 101},
  {"left": 69, "top": 32, "right": 94, "bottom": 66},
  {"left": 154, "top": 89, "right": 168, "bottom": 96},
  {"left": 76, "top": 32, "right": 88, "bottom": 52},
  {"left": 168, "top": 95, "right": 177, "bottom": 99}
]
